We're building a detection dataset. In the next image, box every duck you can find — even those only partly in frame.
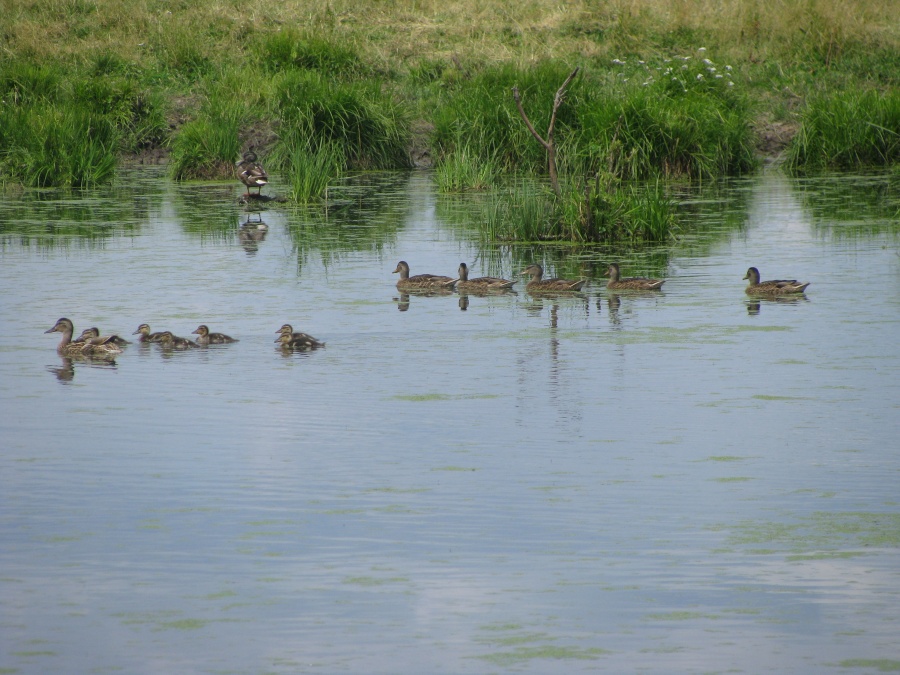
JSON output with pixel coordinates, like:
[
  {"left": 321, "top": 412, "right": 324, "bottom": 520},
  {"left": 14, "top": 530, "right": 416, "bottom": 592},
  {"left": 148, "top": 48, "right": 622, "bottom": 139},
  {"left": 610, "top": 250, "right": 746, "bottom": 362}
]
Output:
[
  {"left": 132, "top": 323, "right": 166, "bottom": 343},
  {"left": 235, "top": 151, "right": 268, "bottom": 198},
  {"left": 192, "top": 325, "right": 238, "bottom": 345},
  {"left": 604, "top": 263, "right": 665, "bottom": 291},
  {"left": 44, "top": 318, "right": 122, "bottom": 357},
  {"left": 276, "top": 324, "right": 325, "bottom": 350},
  {"left": 455, "top": 262, "right": 516, "bottom": 292},
  {"left": 743, "top": 267, "right": 810, "bottom": 295},
  {"left": 155, "top": 331, "right": 199, "bottom": 349},
  {"left": 520, "top": 264, "right": 586, "bottom": 292},
  {"left": 77, "top": 326, "right": 131, "bottom": 347},
  {"left": 392, "top": 260, "right": 457, "bottom": 291}
]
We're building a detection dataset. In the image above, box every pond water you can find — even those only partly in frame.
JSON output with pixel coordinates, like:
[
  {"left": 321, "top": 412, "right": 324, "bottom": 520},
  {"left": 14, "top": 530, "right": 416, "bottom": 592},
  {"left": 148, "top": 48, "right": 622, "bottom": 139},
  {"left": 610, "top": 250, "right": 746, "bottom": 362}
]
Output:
[{"left": 1, "top": 167, "right": 898, "bottom": 674}]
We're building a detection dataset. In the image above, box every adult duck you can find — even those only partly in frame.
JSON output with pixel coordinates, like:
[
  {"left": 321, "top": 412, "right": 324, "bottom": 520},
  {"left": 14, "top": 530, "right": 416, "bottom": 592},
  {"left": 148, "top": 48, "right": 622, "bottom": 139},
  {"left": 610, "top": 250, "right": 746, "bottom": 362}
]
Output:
[
  {"left": 456, "top": 262, "right": 516, "bottom": 293},
  {"left": 392, "top": 261, "right": 457, "bottom": 291},
  {"left": 743, "top": 267, "right": 810, "bottom": 295},
  {"left": 235, "top": 151, "right": 268, "bottom": 198},
  {"left": 192, "top": 325, "right": 238, "bottom": 345},
  {"left": 604, "top": 263, "right": 665, "bottom": 291},
  {"left": 276, "top": 324, "right": 325, "bottom": 350},
  {"left": 520, "top": 264, "right": 586, "bottom": 292},
  {"left": 45, "top": 318, "right": 122, "bottom": 357}
]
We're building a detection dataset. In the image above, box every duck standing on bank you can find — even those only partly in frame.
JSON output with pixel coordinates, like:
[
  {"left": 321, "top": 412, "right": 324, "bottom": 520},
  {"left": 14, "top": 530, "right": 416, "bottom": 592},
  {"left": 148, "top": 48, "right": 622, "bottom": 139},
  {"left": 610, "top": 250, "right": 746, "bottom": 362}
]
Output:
[{"left": 236, "top": 151, "right": 268, "bottom": 198}]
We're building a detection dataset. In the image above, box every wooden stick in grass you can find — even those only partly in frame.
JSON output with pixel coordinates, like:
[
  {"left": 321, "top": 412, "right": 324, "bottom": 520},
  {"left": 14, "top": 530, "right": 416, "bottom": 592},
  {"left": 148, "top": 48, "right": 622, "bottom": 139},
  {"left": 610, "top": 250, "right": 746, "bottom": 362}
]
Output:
[{"left": 512, "top": 67, "right": 580, "bottom": 198}]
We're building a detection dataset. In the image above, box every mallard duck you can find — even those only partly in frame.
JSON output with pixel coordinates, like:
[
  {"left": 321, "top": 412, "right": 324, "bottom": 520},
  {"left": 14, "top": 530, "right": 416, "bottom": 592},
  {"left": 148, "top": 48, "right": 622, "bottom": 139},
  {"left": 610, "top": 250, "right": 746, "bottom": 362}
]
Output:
[
  {"left": 78, "top": 326, "right": 131, "bottom": 347},
  {"left": 455, "top": 262, "right": 516, "bottom": 292},
  {"left": 155, "top": 331, "right": 199, "bottom": 349},
  {"left": 604, "top": 263, "right": 665, "bottom": 290},
  {"left": 276, "top": 324, "right": 325, "bottom": 350},
  {"left": 392, "top": 260, "right": 457, "bottom": 291},
  {"left": 235, "top": 151, "right": 268, "bottom": 197},
  {"left": 192, "top": 325, "right": 238, "bottom": 345},
  {"left": 44, "top": 318, "right": 122, "bottom": 357},
  {"left": 743, "top": 267, "right": 810, "bottom": 295},
  {"left": 520, "top": 264, "right": 586, "bottom": 292},
  {"left": 132, "top": 323, "right": 166, "bottom": 343}
]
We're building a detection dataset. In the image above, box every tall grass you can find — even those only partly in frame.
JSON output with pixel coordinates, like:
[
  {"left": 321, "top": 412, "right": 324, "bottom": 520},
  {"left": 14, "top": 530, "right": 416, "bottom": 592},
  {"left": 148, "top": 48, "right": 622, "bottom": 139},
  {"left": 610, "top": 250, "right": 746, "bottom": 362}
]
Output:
[
  {"left": 478, "top": 178, "right": 677, "bottom": 243},
  {"left": 786, "top": 89, "right": 900, "bottom": 170},
  {"left": 272, "top": 70, "right": 409, "bottom": 170},
  {"left": 280, "top": 141, "right": 344, "bottom": 202},
  {"left": 168, "top": 91, "right": 244, "bottom": 180},
  {"left": 433, "top": 55, "right": 755, "bottom": 183},
  {"left": 434, "top": 144, "right": 498, "bottom": 192}
]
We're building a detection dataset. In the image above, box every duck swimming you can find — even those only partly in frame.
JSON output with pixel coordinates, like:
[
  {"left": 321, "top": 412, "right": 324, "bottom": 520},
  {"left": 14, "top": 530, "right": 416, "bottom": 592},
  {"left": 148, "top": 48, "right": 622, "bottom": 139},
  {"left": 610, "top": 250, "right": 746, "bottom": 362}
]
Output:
[
  {"left": 743, "top": 267, "right": 810, "bottom": 295},
  {"left": 392, "top": 261, "right": 457, "bottom": 291},
  {"left": 192, "top": 325, "right": 237, "bottom": 345},
  {"left": 276, "top": 324, "right": 325, "bottom": 350},
  {"left": 604, "top": 263, "right": 665, "bottom": 291},
  {"left": 520, "top": 264, "right": 586, "bottom": 292},
  {"left": 455, "top": 262, "right": 516, "bottom": 292},
  {"left": 45, "top": 318, "right": 122, "bottom": 357},
  {"left": 132, "top": 323, "right": 166, "bottom": 343},
  {"left": 155, "top": 331, "right": 199, "bottom": 349}
]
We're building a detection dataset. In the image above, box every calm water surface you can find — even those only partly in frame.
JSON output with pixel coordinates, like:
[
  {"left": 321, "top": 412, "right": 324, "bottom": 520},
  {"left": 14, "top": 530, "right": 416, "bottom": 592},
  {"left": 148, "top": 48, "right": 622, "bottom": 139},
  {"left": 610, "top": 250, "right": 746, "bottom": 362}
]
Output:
[{"left": 1, "top": 168, "right": 898, "bottom": 673}]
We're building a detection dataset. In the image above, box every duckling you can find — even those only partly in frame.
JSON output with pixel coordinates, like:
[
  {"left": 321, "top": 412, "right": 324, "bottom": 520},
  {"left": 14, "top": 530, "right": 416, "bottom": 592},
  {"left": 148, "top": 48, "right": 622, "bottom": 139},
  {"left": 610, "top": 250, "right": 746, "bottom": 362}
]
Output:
[
  {"left": 520, "top": 264, "right": 586, "bottom": 292},
  {"left": 392, "top": 260, "right": 457, "bottom": 291},
  {"left": 132, "top": 323, "right": 166, "bottom": 343},
  {"left": 604, "top": 263, "right": 665, "bottom": 291},
  {"left": 192, "top": 325, "right": 237, "bottom": 345},
  {"left": 276, "top": 324, "right": 325, "bottom": 350},
  {"left": 44, "top": 318, "right": 122, "bottom": 357},
  {"left": 155, "top": 331, "right": 199, "bottom": 350},
  {"left": 78, "top": 327, "right": 131, "bottom": 347},
  {"left": 743, "top": 267, "right": 810, "bottom": 295},
  {"left": 455, "top": 262, "right": 516, "bottom": 292},
  {"left": 235, "top": 151, "right": 268, "bottom": 198}
]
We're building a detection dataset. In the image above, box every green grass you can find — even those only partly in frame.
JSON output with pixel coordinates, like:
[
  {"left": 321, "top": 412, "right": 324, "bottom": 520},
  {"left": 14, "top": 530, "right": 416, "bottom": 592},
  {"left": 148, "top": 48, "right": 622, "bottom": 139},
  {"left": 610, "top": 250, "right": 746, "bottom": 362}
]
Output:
[
  {"left": 1, "top": 0, "right": 898, "bottom": 192},
  {"left": 278, "top": 140, "right": 343, "bottom": 202},
  {"left": 787, "top": 89, "right": 900, "bottom": 170}
]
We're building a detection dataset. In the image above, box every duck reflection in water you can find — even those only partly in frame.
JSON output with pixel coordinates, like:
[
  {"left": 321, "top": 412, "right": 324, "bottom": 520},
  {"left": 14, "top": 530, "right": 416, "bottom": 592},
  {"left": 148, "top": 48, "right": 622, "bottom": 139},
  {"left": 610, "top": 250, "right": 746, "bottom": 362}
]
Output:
[
  {"left": 47, "top": 356, "right": 116, "bottom": 384},
  {"left": 745, "top": 294, "right": 809, "bottom": 316},
  {"left": 239, "top": 214, "right": 268, "bottom": 255}
]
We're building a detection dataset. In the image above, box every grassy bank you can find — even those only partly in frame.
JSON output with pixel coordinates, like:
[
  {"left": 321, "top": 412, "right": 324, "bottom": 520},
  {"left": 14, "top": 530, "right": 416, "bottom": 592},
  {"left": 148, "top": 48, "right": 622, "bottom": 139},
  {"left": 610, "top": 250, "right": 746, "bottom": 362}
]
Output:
[{"left": 1, "top": 0, "right": 898, "bottom": 235}]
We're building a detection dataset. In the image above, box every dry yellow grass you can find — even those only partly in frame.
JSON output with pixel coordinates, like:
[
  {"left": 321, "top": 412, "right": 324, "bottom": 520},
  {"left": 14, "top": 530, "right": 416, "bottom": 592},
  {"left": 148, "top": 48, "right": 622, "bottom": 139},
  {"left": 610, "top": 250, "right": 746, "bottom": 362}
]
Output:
[{"left": 2, "top": 0, "right": 897, "bottom": 69}]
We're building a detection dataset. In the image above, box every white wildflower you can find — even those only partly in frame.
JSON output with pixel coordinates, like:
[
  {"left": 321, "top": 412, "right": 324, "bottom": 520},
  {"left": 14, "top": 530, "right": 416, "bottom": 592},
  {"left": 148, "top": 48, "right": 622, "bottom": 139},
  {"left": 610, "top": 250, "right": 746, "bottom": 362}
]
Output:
[
  {"left": 696, "top": 73, "right": 704, "bottom": 80},
  {"left": 698, "top": 47, "right": 706, "bottom": 52},
  {"left": 728, "top": 81, "right": 734, "bottom": 87},
  {"left": 612, "top": 58, "right": 625, "bottom": 65},
  {"left": 702, "top": 58, "right": 713, "bottom": 65},
  {"left": 715, "top": 74, "right": 723, "bottom": 79},
  {"left": 725, "top": 65, "right": 733, "bottom": 71},
  {"left": 708, "top": 67, "right": 716, "bottom": 73}
]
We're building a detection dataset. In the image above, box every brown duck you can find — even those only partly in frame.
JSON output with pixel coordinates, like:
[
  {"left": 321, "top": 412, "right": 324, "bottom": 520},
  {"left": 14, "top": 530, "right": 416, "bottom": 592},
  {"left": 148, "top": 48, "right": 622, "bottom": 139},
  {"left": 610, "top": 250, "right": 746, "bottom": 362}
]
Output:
[{"left": 604, "top": 263, "right": 665, "bottom": 291}]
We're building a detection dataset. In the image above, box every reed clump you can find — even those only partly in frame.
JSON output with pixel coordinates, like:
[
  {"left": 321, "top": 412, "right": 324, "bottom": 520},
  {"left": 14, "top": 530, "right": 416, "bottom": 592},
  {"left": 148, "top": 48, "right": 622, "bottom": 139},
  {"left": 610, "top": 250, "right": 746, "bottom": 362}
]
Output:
[
  {"left": 787, "top": 90, "right": 900, "bottom": 171},
  {"left": 478, "top": 177, "right": 677, "bottom": 244}
]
